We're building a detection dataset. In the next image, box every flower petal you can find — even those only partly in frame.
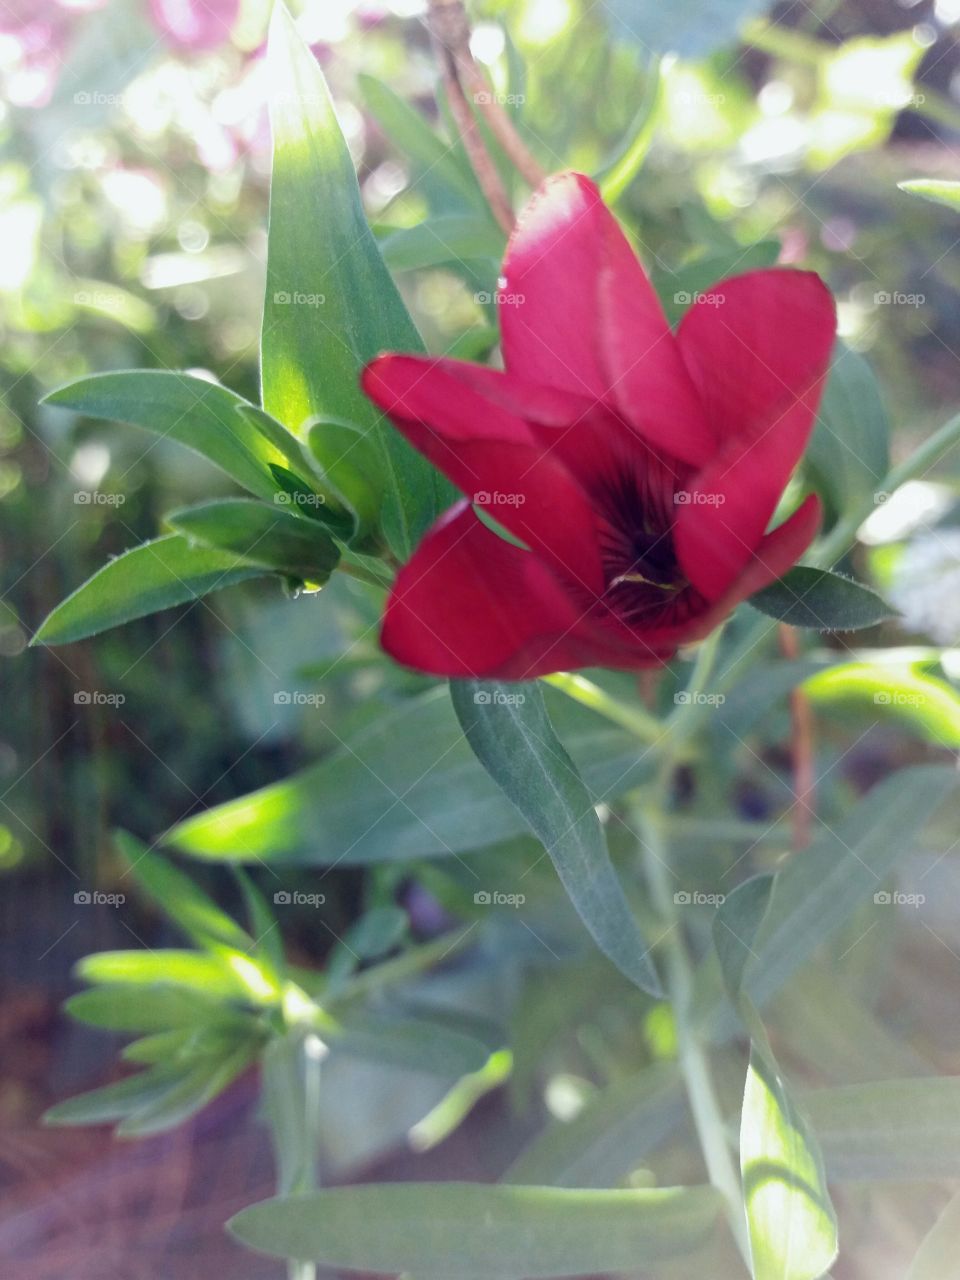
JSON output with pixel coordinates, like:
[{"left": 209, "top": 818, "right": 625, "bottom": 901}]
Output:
[
  {"left": 362, "top": 354, "right": 604, "bottom": 595},
  {"left": 499, "top": 172, "right": 714, "bottom": 466},
  {"left": 382, "top": 501, "right": 608, "bottom": 679},
  {"left": 673, "top": 271, "right": 835, "bottom": 599}
]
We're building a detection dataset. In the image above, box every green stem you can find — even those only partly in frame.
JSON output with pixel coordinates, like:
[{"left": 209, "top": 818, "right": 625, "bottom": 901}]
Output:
[
  {"left": 542, "top": 671, "right": 664, "bottom": 745},
  {"left": 638, "top": 802, "right": 752, "bottom": 1268},
  {"left": 338, "top": 559, "right": 392, "bottom": 589},
  {"left": 597, "top": 58, "right": 663, "bottom": 205}
]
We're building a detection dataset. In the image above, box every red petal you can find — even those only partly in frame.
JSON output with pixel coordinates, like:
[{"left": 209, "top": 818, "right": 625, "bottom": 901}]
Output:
[
  {"left": 382, "top": 502, "right": 606, "bottom": 679},
  {"left": 499, "top": 172, "right": 714, "bottom": 466},
  {"left": 673, "top": 270, "right": 835, "bottom": 598},
  {"left": 362, "top": 355, "right": 604, "bottom": 595}
]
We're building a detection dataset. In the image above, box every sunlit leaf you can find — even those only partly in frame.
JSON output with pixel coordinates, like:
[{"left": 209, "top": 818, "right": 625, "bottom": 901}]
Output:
[
  {"left": 228, "top": 1182, "right": 723, "bottom": 1278},
  {"left": 115, "top": 830, "right": 253, "bottom": 952},
  {"left": 32, "top": 535, "right": 267, "bottom": 646},
  {"left": 899, "top": 179, "right": 960, "bottom": 212},
  {"left": 165, "top": 687, "right": 647, "bottom": 866},
  {"left": 804, "top": 661, "right": 960, "bottom": 748},
  {"left": 262, "top": 6, "right": 452, "bottom": 556},
  {"left": 715, "top": 880, "right": 837, "bottom": 1280},
  {"left": 44, "top": 371, "right": 282, "bottom": 501}
]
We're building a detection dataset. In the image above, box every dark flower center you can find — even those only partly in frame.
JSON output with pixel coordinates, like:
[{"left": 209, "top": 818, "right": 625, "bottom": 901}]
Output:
[{"left": 588, "top": 454, "right": 697, "bottom": 630}]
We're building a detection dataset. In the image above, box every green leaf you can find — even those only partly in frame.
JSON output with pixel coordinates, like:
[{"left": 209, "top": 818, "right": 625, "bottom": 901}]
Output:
[
  {"left": 741, "top": 1046, "right": 838, "bottom": 1280},
  {"left": 333, "top": 1010, "right": 493, "bottom": 1078},
  {"left": 228, "top": 1182, "right": 723, "bottom": 1278},
  {"left": 116, "top": 1045, "right": 256, "bottom": 1137},
  {"left": 43, "top": 371, "right": 282, "bottom": 501},
  {"left": 504, "top": 1062, "right": 683, "bottom": 1188},
  {"left": 65, "top": 984, "right": 250, "bottom": 1034},
  {"left": 805, "top": 661, "right": 960, "bottom": 748},
  {"left": 165, "top": 686, "right": 648, "bottom": 867},
  {"left": 805, "top": 1078, "right": 960, "bottom": 1181},
  {"left": 899, "top": 178, "right": 960, "bottom": 212},
  {"left": 115, "top": 830, "right": 254, "bottom": 952},
  {"left": 654, "top": 240, "right": 781, "bottom": 326},
  {"left": 235, "top": 404, "right": 321, "bottom": 487},
  {"left": 262, "top": 7, "right": 451, "bottom": 556},
  {"left": 32, "top": 534, "right": 267, "bottom": 646},
  {"left": 262, "top": 1032, "right": 322, "bottom": 1195},
  {"left": 76, "top": 950, "right": 272, "bottom": 1002},
  {"left": 906, "top": 1190, "right": 960, "bottom": 1278},
  {"left": 380, "top": 215, "right": 505, "bottom": 272},
  {"left": 166, "top": 499, "right": 340, "bottom": 583},
  {"left": 807, "top": 343, "right": 890, "bottom": 512},
  {"left": 748, "top": 566, "right": 894, "bottom": 630},
  {"left": 714, "top": 881, "right": 837, "bottom": 1280},
  {"left": 450, "top": 681, "right": 663, "bottom": 998},
  {"left": 358, "top": 74, "right": 485, "bottom": 215},
  {"left": 305, "top": 418, "right": 385, "bottom": 550},
  {"left": 44, "top": 1066, "right": 186, "bottom": 1126},
  {"left": 236, "top": 870, "right": 287, "bottom": 978},
  {"left": 743, "top": 764, "right": 955, "bottom": 1014}
]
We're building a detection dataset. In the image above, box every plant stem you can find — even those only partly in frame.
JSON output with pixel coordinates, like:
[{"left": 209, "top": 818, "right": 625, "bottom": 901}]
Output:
[
  {"left": 428, "top": 0, "right": 516, "bottom": 232},
  {"left": 637, "top": 802, "right": 752, "bottom": 1267},
  {"left": 542, "top": 672, "right": 665, "bottom": 745}
]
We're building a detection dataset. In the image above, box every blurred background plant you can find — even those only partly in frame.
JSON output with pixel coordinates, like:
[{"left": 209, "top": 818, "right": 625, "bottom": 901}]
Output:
[{"left": 3, "top": 0, "right": 960, "bottom": 1276}]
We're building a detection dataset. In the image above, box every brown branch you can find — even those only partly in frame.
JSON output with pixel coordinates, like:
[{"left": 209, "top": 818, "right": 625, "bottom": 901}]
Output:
[
  {"left": 427, "top": 0, "right": 544, "bottom": 233},
  {"left": 779, "top": 623, "right": 815, "bottom": 849}
]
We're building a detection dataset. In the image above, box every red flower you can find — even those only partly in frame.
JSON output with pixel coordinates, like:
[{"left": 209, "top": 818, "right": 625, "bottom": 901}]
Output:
[{"left": 362, "top": 173, "right": 836, "bottom": 679}]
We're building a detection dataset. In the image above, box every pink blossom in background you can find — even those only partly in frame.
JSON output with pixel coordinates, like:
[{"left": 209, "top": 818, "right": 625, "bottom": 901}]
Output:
[{"left": 148, "top": 0, "right": 240, "bottom": 50}]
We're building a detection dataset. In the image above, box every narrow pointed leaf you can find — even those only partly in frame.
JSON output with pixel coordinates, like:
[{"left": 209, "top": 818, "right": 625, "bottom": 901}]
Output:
[
  {"left": 899, "top": 178, "right": 960, "bottom": 212},
  {"left": 33, "top": 534, "right": 267, "bottom": 646},
  {"left": 115, "top": 831, "right": 254, "bottom": 951},
  {"left": 450, "top": 680, "right": 663, "bottom": 997},
  {"left": 228, "top": 1182, "right": 722, "bottom": 1278},
  {"left": 714, "top": 881, "right": 837, "bottom": 1280},
  {"left": 167, "top": 499, "right": 340, "bottom": 582},
  {"left": 44, "top": 371, "right": 282, "bottom": 500},
  {"left": 749, "top": 566, "right": 894, "bottom": 630},
  {"left": 262, "top": 6, "right": 451, "bottom": 555}
]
